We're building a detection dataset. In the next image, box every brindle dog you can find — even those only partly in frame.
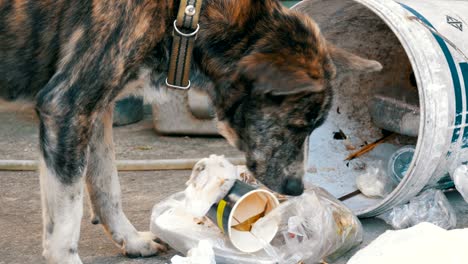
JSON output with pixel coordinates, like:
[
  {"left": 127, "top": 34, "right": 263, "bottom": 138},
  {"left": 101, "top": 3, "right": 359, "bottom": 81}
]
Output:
[{"left": 0, "top": 0, "right": 381, "bottom": 263}]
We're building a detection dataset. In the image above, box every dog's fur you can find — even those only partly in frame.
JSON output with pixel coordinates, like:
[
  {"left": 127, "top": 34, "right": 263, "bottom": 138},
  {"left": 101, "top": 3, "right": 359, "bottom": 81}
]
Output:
[{"left": 0, "top": 0, "right": 381, "bottom": 263}]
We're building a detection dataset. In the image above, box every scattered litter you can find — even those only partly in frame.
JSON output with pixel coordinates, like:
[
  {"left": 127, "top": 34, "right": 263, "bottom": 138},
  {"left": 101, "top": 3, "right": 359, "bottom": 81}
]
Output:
[
  {"left": 151, "top": 157, "right": 363, "bottom": 264},
  {"left": 347, "top": 223, "right": 468, "bottom": 264},
  {"left": 353, "top": 144, "right": 433, "bottom": 200},
  {"left": 333, "top": 130, "right": 347, "bottom": 140},
  {"left": 170, "top": 240, "right": 216, "bottom": 264},
  {"left": 377, "top": 189, "right": 456, "bottom": 230},
  {"left": 344, "top": 140, "right": 357, "bottom": 151},
  {"left": 387, "top": 145, "right": 415, "bottom": 184},
  {"left": 351, "top": 161, "right": 366, "bottom": 171},
  {"left": 368, "top": 94, "right": 420, "bottom": 137},
  {"left": 206, "top": 180, "right": 280, "bottom": 253},
  {"left": 338, "top": 190, "right": 362, "bottom": 202},
  {"left": 184, "top": 155, "right": 240, "bottom": 217},
  {"left": 453, "top": 165, "right": 468, "bottom": 203},
  {"left": 355, "top": 161, "right": 393, "bottom": 198},
  {"left": 257, "top": 186, "right": 363, "bottom": 263},
  {"left": 345, "top": 133, "right": 396, "bottom": 161}
]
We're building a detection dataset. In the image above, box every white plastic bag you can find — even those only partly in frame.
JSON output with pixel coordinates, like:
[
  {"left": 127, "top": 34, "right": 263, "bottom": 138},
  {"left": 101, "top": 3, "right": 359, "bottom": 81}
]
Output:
[
  {"left": 378, "top": 189, "right": 456, "bottom": 230},
  {"left": 150, "top": 186, "right": 363, "bottom": 264},
  {"left": 355, "top": 161, "right": 394, "bottom": 198},
  {"left": 256, "top": 186, "right": 363, "bottom": 263},
  {"left": 184, "top": 155, "right": 240, "bottom": 217},
  {"left": 453, "top": 165, "right": 468, "bottom": 204},
  {"left": 170, "top": 240, "right": 216, "bottom": 264}
]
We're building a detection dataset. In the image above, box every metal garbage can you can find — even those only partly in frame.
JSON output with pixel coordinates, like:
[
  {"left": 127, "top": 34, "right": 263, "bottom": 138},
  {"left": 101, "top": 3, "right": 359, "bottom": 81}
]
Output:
[{"left": 295, "top": 0, "right": 468, "bottom": 217}]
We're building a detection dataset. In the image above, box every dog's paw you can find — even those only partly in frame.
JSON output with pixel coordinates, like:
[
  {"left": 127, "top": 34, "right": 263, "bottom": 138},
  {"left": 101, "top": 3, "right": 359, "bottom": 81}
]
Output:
[
  {"left": 43, "top": 251, "right": 83, "bottom": 264},
  {"left": 123, "top": 231, "right": 167, "bottom": 258}
]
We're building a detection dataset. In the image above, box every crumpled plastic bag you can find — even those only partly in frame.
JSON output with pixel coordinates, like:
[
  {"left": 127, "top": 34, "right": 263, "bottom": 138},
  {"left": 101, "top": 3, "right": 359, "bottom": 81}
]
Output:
[
  {"left": 355, "top": 161, "right": 394, "bottom": 198},
  {"left": 378, "top": 189, "right": 456, "bottom": 230},
  {"left": 453, "top": 165, "right": 468, "bottom": 204},
  {"left": 255, "top": 185, "right": 363, "bottom": 263},
  {"left": 184, "top": 155, "right": 240, "bottom": 217},
  {"left": 150, "top": 185, "right": 363, "bottom": 264},
  {"left": 171, "top": 240, "right": 216, "bottom": 264}
]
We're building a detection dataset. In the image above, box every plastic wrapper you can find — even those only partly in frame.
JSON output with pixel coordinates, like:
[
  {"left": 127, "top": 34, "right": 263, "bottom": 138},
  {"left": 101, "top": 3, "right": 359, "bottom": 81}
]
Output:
[
  {"left": 170, "top": 240, "right": 216, "bottom": 264},
  {"left": 378, "top": 189, "right": 456, "bottom": 230},
  {"left": 151, "top": 185, "right": 363, "bottom": 264},
  {"left": 355, "top": 161, "right": 394, "bottom": 198},
  {"left": 255, "top": 185, "right": 363, "bottom": 263},
  {"left": 453, "top": 165, "right": 468, "bottom": 203},
  {"left": 184, "top": 155, "right": 240, "bottom": 217}
]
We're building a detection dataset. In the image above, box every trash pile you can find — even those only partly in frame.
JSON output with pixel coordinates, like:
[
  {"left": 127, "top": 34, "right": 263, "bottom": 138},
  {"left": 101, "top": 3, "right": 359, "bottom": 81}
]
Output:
[
  {"left": 378, "top": 189, "right": 457, "bottom": 230},
  {"left": 345, "top": 135, "right": 459, "bottom": 231},
  {"left": 349, "top": 141, "right": 459, "bottom": 230},
  {"left": 149, "top": 146, "right": 464, "bottom": 263},
  {"left": 150, "top": 155, "right": 363, "bottom": 264},
  {"left": 352, "top": 143, "right": 454, "bottom": 200}
]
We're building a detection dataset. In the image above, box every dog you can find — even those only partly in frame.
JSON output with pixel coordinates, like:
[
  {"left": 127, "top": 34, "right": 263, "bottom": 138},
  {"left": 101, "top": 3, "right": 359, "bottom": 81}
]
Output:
[{"left": 0, "top": 0, "right": 381, "bottom": 263}]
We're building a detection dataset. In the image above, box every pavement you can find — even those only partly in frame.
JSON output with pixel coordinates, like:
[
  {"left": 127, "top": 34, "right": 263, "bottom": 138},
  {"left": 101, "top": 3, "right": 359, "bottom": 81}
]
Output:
[
  {"left": 1, "top": 106, "right": 468, "bottom": 264},
  {"left": 0, "top": 106, "right": 240, "bottom": 264}
]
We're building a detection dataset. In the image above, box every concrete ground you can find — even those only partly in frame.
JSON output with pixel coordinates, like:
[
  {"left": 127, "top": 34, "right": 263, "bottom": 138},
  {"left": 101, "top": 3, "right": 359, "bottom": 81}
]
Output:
[
  {"left": 1, "top": 106, "right": 468, "bottom": 264},
  {"left": 0, "top": 106, "right": 240, "bottom": 264}
]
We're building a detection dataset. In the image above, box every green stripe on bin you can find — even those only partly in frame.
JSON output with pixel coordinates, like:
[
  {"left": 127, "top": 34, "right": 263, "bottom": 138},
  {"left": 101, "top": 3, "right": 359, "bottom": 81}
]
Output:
[
  {"left": 281, "top": 1, "right": 300, "bottom": 8},
  {"left": 400, "top": 3, "right": 464, "bottom": 145},
  {"left": 461, "top": 63, "right": 468, "bottom": 148}
]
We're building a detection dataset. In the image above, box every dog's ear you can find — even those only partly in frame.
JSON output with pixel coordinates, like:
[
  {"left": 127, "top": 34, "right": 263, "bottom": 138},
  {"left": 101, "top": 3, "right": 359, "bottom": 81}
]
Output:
[
  {"left": 239, "top": 56, "right": 326, "bottom": 96},
  {"left": 327, "top": 43, "right": 383, "bottom": 74}
]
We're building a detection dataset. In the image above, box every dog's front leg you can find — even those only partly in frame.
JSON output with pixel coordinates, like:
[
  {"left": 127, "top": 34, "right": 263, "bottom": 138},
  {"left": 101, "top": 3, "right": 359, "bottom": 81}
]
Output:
[
  {"left": 85, "top": 106, "right": 166, "bottom": 257},
  {"left": 36, "top": 97, "right": 92, "bottom": 264}
]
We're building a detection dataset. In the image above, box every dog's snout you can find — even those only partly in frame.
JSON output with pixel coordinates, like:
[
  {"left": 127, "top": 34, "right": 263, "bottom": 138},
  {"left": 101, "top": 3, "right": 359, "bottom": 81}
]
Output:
[{"left": 283, "top": 178, "right": 304, "bottom": 196}]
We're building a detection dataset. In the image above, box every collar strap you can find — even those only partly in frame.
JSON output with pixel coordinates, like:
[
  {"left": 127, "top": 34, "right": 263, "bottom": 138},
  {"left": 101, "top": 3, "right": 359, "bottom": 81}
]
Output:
[{"left": 166, "top": 0, "right": 203, "bottom": 90}]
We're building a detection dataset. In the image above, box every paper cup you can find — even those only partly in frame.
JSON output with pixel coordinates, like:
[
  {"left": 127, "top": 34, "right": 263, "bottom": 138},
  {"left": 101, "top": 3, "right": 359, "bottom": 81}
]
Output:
[{"left": 207, "top": 180, "right": 280, "bottom": 253}]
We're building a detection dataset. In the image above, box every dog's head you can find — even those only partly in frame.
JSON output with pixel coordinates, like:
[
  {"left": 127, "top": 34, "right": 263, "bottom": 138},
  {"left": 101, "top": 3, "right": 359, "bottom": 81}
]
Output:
[{"left": 196, "top": 0, "right": 382, "bottom": 195}]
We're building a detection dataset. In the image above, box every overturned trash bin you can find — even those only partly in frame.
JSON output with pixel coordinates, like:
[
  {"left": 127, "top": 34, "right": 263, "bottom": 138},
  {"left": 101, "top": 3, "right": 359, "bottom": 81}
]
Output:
[{"left": 295, "top": 0, "right": 468, "bottom": 217}]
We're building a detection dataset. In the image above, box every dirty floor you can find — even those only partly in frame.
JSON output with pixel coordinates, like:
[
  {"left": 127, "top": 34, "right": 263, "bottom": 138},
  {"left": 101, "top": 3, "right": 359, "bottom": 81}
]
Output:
[{"left": 1, "top": 106, "right": 468, "bottom": 264}]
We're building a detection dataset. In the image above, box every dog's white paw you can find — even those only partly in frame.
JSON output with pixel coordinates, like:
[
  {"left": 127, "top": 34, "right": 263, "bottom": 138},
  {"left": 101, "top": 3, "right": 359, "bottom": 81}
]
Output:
[
  {"left": 123, "top": 231, "right": 167, "bottom": 258},
  {"left": 43, "top": 250, "right": 83, "bottom": 264}
]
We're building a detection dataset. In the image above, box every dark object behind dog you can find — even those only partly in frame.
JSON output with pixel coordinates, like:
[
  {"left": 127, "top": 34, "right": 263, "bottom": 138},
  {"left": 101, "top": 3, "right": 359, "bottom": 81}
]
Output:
[{"left": 0, "top": 0, "right": 381, "bottom": 263}]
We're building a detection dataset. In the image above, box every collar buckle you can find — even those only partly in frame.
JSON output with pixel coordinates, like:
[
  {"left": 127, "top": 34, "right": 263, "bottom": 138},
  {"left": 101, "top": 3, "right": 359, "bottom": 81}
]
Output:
[
  {"left": 165, "top": 78, "right": 191, "bottom": 90},
  {"left": 172, "top": 20, "right": 200, "bottom": 38}
]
